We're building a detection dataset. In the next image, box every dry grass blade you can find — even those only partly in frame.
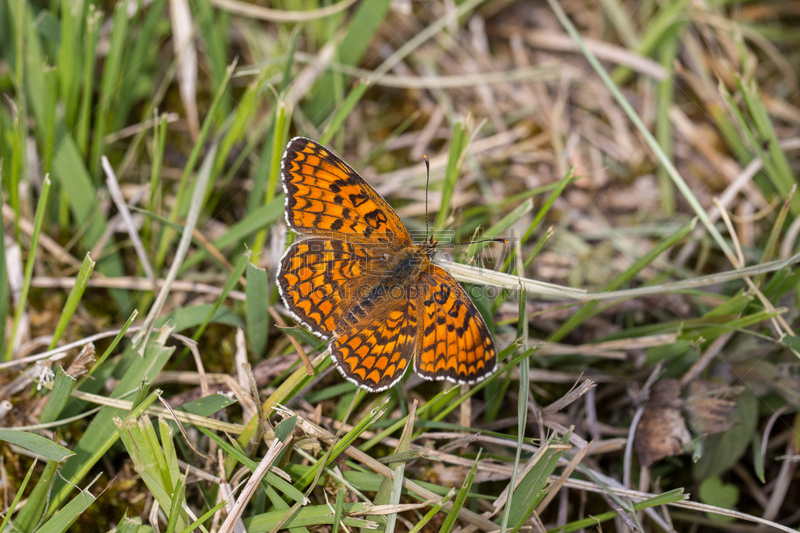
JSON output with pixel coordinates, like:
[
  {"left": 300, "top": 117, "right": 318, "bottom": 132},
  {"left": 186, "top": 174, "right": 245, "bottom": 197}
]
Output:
[
  {"left": 169, "top": 0, "right": 199, "bottom": 140},
  {"left": 219, "top": 438, "right": 287, "bottom": 532},
  {"left": 30, "top": 276, "right": 246, "bottom": 301},
  {"left": 102, "top": 156, "right": 154, "bottom": 281},
  {"left": 518, "top": 29, "right": 667, "bottom": 80},
  {"left": 212, "top": 0, "right": 359, "bottom": 22}
]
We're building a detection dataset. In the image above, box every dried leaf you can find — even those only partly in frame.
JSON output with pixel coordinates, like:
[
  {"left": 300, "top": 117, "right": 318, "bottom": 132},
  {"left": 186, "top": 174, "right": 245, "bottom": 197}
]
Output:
[{"left": 635, "top": 379, "right": 691, "bottom": 467}]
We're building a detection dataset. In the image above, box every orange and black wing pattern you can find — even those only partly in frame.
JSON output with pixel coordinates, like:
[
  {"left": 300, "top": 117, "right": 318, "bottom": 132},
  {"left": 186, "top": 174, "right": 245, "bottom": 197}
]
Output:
[
  {"left": 281, "top": 137, "right": 411, "bottom": 247},
  {"left": 415, "top": 266, "right": 497, "bottom": 384},
  {"left": 277, "top": 238, "right": 385, "bottom": 338},
  {"left": 279, "top": 137, "right": 500, "bottom": 392},
  {"left": 330, "top": 284, "right": 419, "bottom": 392}
]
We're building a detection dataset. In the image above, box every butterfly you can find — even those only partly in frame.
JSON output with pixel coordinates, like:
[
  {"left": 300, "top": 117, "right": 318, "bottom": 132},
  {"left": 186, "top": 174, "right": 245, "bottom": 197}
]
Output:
[{"left": 276, "top": 137, "right": 498, "bottom": 392}]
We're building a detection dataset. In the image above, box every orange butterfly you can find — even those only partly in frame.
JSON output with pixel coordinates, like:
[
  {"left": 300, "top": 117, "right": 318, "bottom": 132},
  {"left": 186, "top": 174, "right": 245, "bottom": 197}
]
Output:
[{"left": 277, "top": 137, "right": 497, "bottom": 392}]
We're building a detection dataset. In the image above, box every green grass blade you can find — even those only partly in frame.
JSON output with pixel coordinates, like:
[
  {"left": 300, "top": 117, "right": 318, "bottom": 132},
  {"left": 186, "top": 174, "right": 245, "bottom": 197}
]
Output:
[
  {"left": 244, "top": 504, "right": 378, "bottom": 531},
  {"left": 0, "top": 430, "right": 74, "bottom": 462},
  {"left": 116, "top": 516, "right": 144, "bottom": 533},
  {"left": 215, "top": 196, "right": 286, "bottom": 252},
  {"left": 39, "top": 366, "right": 77, "bottom": 424},
  {"left": 372, "top": 401, "right": 417, "bottom": 532},
  {"left": 36, "top": 486, "right": 95, "bottom": 533},
  {"left": 51, "top": 121, "right": 130, "bottom": 310},
  {"left": 197, "top": 0, "right": 231, "bottom": 115},
  {"left": 20, "top": 2, "right": 44, "bottom": 125},
  {"left": 213, "top": 67, "right": 269, "bottom": 182},
  {"left": 0, "top": 199, "right": 7, "bottom": 351},
  {"left": 7, "top": 0, "right": 27, "bottom": 238},
  {"left": 319, "top": 79, "right": 370, "bottom": 145},
  {"left": 267, "top": 101, "right": 289, "bottom": 207},
  {"left": 178, "top": 500, "right": 227, "bottom": 533},
  {"left": 195, "top": 426, "right": 308, "bottom": 505},
  {"left": 156, "top": 304, "right": 243, "bottom": 333},
  {"left": 296, "top": 401, "right": 388, "bottom": 492},
  {"left": 758, "top": 187, "right": 795, "bottom": 285},
  {"left": 5, "top": 177, "right": 50, "bottom": 361},
  {"left": 331, "top": 488, "right": 345, "bottom": 533},
  {"left": 610, "top": 0, "right": 689, "bottom": 85},
  {"left": 76, "top": 6, "right": 100, "bottom": 157},
  {"left": 656, "top": 28, "right": 680, "bottom": 214},
  {"left": 58, "top": 0, "right": 85, "bottom": 130},
  {"left": 522, "top": 226, "right": 554, "bottom": 274},
  {"left": 12, "top": 459, "right": 59, "bottom": 532},
  {"left": 363, "top": 343, "right": 527, "bottom": 450},
  {"left": 115, "top": 415, "right": 188, "bottom": 531},
  {"left": 145, "top": 112, "right": 169, "bottom": 245},
  {"left": 176, "top": 195, "right": 284, "bottom": 273},
  {"left": 112, "top": 0, "right": 168, "bottom": 130},
  {"left": 521, "top": 168, "right": 574, "bottom": 246},
  {"left": 598, "top": 0, "right": 638, "bottom": 47},
  {"left": 41, "top": 64, "right": 57, "bottom": 176},
  {"left": 89, "top": 1, "right": 129, "bottom": 178},
  {"left": 730, "top": 78, "right": 800, "bottom": 216},
  {"left": 499, "top": 256, "right": 529, "bottom": 533},
  {"left": 86, "top": 310, "right": 137, "bottom": 378},
  {"left": 251, "top": 100, "right": 289, "bottom": 257},
  {"left": 547, "top": 489, "right": 685, "bottom": 533},
  {"left": 48, "top": 253, "right": 95, "bottom": 350},
  {"left": 438, "top": 450, "right": 480, "bottom": 533},
  {"left": 0, "top": 458, "right": 37, "bottom": 533},
  {"left": 248, "top": 110, "right": 279, "bottom": 214},
  {"left": 246, "top": 262, "right": 271, "bottom": 356},
  {"left": 408, "top": 490, "right": 454, "bottom": 533},
  {"left": 435, "top": 121, "right": 468, "bottom": 229},
  {"left": 508, "top": 433, "right": 570, "bottom": 531}
]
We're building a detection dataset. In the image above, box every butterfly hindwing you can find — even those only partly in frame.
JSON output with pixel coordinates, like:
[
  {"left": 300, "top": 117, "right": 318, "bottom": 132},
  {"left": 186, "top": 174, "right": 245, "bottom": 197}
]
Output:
[
  {"left": 331, "top": 289, "right": 418, "bottom": 392},
  {"left": 415, "top": 266, "right": 497, "bottom": 384}
]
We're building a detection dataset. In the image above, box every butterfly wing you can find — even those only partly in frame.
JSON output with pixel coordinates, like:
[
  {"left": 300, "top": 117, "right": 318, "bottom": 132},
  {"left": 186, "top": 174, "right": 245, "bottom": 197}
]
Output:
[
  {"left": 415, "top": 266, "right": 497, "bottom": 384},
  {"left": 282, "top": 137, "right": 412, "bottom": 247},
  {"left": 277, "top": 238, "right": 389, "bottom": 338},
  {"left": 330, "top": 282, "right": 419, "bottom": 392}
]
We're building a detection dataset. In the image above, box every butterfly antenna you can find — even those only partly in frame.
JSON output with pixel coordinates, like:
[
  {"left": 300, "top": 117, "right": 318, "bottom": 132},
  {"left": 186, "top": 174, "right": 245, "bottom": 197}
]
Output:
[
  {"left": 424, "top": 155, "right": 431, "bottom": 243},
  {"left": 450, "top": 238, "right": 508, "bottom": 246}
]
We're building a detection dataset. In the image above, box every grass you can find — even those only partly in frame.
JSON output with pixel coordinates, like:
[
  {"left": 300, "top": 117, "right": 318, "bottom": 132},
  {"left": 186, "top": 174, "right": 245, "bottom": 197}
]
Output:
[{"left": 1, "top": 0, "right": 800, "bottom": 532}]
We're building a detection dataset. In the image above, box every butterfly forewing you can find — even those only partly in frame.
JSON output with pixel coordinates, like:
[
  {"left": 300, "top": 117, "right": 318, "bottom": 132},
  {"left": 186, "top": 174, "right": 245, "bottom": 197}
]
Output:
[{"left": 282, "top": 137, "right": 412, "bottom": 247}]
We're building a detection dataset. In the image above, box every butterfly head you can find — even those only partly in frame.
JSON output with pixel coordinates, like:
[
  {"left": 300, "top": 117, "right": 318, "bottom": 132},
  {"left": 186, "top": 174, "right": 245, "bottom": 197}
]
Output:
[{"left": 418, "top": 234, "right": 438, "bottom": 259}]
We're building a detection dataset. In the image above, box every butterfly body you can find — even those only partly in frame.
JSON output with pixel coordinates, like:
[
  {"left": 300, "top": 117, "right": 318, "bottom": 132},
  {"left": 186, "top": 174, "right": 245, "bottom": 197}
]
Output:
[{"left": 277, "top": 137, "right": 497, "bottom": 392}]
